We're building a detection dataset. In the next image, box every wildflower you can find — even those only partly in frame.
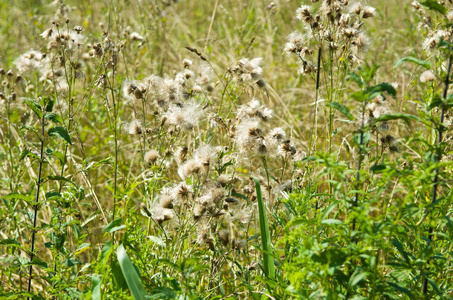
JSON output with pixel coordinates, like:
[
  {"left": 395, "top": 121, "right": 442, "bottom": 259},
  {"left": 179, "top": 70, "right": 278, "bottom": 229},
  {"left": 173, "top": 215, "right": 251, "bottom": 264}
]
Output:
[
  {"left": 420, "top": 70, "right": 436, "bottom": 83},
  {"left": 277, "top": 141, "right": 297, "bottom": 158},
  {"left": 144, "top": 149, "right": 160, "bottom": 164},
  {"left": 231, "top": 58, "right": 263, "bottom": 82},
  {"left": 362, "top": 6, "right": 376, "bottom": 18},
  {"left": 159, "top": 195, "right": 174, "bottom": 209},
  {"left": 411, "top": 1, "right": 421, "bottom": 10},
  {"left": 73, "top": 26, "right": 83, "bottom": 33},
  {"left": 130, "top": 32, "right": 145, "bottom": 41},
  {"left": 40, "top": 28, "right": 53, "bottom": 39},
  {"left": 127, "top": 119, "right": 143, "bottom": 135},
  {"left": 175, "top": 146, "right": 189, "bottom": 165},
  {"left": 352, "top": 33, "right": 369, "bottom": 51},
  {"left": 193, "top": 196, "right": 210, "bottom": 220},
  {"left": 296, "top": 5, "right": 313, "bottom": 23},
  {"left": 177, "top": 146, "right": 213, "bottom": 179},
  {"left": 170, "top": 182, "right": 193, "bottom": 203},
  {"left": 237, "top": 98, "right": 273, "bottom": 122},
  {"left": 284, "top": 31, "right": 305, "bottom": 54},
  {"left": 234, "top": 207, "right": 252, "bottom": 224},
  {"left": 350, "top": 2, "right": 361, "bottom": 15},
  {"left": 152, "top": 207, "right": 174, "bottom": 224},
  {"left": 164, "top": 101, "right": 203, "bottom": 131},
  {"left": 218, "top": 229, "right": 230, "bottom": 246},
  {"left": 235, "top": 119, "right": 263, "bottom": 154},
  {"left": 14, "top": 50, "right": 47, "bottom": 74},
  {"left": 448, "top": 10, "right": 453, "bottom": 22},
  {"left": 183, "top": 58, "right": 192, "bottom": 68}
]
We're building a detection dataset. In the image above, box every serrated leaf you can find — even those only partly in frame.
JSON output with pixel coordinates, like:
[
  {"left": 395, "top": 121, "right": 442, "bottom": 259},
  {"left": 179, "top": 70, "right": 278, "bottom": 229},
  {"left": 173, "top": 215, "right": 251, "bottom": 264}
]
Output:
[
  {"left": 44, "top": 113, "right": 62, "bottom": 124},
  {"left": 48, "top": 126, "right": 72, "bottom": 144},
  {"left": 327, "top": 102, "right": 354, "bottom": 120},
  {"left": 394, "top": 56, "right": 432, "bottom": 69},
  {"left": 25, "top": 100, "right": 43, "bottom": 118},
  {"left": 420, "top": 0, "right": 447, "bottom": 14},
  {"left": 117, "top": 245, "right": 147, "bottom": 300}
]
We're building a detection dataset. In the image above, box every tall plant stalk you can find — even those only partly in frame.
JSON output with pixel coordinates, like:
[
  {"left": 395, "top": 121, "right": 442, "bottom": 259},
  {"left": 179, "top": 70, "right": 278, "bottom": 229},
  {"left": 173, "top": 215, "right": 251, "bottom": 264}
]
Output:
[
  {"left": 422, "top": 41, "right": 452, "bottom": 296},
  {"left": 27, "top": 113, "right": 46, "bottom": 300}
]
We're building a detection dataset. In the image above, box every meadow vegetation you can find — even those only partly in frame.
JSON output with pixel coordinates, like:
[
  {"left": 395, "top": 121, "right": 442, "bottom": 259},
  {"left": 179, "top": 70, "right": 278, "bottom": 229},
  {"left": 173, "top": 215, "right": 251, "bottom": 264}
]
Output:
[{"left": 1, "top": 0, "right": 453, "bottom": 299}]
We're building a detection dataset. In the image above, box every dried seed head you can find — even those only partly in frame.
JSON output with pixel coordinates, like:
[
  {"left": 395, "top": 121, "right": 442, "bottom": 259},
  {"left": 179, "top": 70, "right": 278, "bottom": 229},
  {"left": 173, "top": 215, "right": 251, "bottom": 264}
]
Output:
[
  {"left": 362, "top": 6, "right": 376, "bottom": 18},
  {"left": 130, "top": 32, "right": 145, "bottom": 41},
  {"left": 175, "top": 146, "right": 189, "bottom": 165},
  {"left": 420, "top": 70, "right": 436, "bottom": 83},
  {"left": 218, "top": 229, "right": 230, "bottom": 246},
  {"left": 159, "top": 195, "right": 174, "bottom": 209},
  {"left": 183, "top": 58, "right": 193, "bottom": 68},
  {"left": 350, "top": 3, "right": 361, "bottom": 15},
  {"left": 144, "top": 149, "right": 160, "bottom": 164},
  {"left": 153, "top": 207, "right": 175, "bottom": 224},
  {"left": 128, "top": 119, "right": 143, "bottom": 135},
  {"left": 193, "top": 203, "right": 207, "bottom": 220},
  {"left": 381, "top": 135, "right": 399, "bottom": 153}
]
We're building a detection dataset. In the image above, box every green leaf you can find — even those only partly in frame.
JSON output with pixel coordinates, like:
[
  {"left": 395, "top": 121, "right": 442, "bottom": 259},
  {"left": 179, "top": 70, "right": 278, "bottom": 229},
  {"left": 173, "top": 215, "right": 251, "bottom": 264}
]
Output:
[
  {"left": 1, "top": 193, "right": 34, "bottom": 202},
  {"left": 102, "top": 217, "right": 126, "bottom": 233},
  {"left": 347, "top": 72, "right": 364, "bottom": 87},
  {"left": 91, "top": 275, "right": 102, "bottom": 300},
  {"left": 420, "top": 0, "right": 447, "bottom": 14},
  {"left": 48, "top": 126, "right": 72, "bottom": 144},
  {"left": 47, "top": 175, "right": 76, "bottom": 187},
  {"left": 44, "top": 113, "right": 62, "bottom": 124},
  {"left": 374, "top": 113, "right": 421, "bottom": 126},
  {"left": 394, "top": 56, "right": 432, "bottom": 69},
  {"left": 327, "top": 102, "right": 354, "bottom": 120},
  {"left": 371, "top": 164, "right": 386, "bottom": 173},
  {"left": 24, "top": 100, "right": 43, "bottom": 118},
  {"left": 43, "top": 97, "right": 55, "bottom": 112},
  {"left": 62, "top": 258, "right": 81, "bottom": 267},
  {"left": 0, "top": 238, "right": 21, "bottom": 248},
  {"left": 147, "top": 287, "right": 177, "bottom": 299},
  {"left": 254, "top": 177, "right": 275, "bottom": 279},
  {"left": 19, "top": 149, "right": 39, "bottom": 161},
  {"left": 321, "top": 219, "right": 344, "bottom": 225},
  {"left": 117, "top": 244, "right": 147, "bottom": 300},
  {"left": 367, "top": 83, "right": 397, "bottom": 99},
  {"left": 349, "top": 271, "right": 368, "bottom": 287}
]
